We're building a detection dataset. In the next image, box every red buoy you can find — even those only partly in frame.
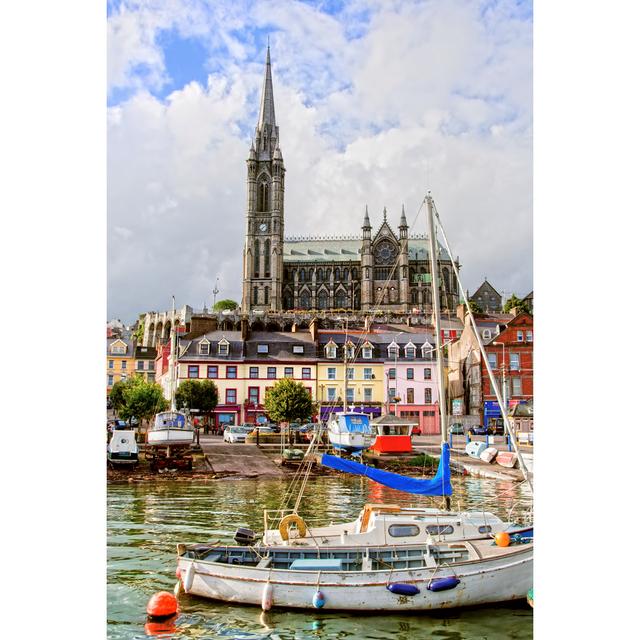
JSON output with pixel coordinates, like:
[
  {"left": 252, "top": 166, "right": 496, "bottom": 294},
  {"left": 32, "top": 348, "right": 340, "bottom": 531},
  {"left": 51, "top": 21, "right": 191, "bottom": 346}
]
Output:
[{"left": 146, "top": 591, "right": 178, "bottom": 620}]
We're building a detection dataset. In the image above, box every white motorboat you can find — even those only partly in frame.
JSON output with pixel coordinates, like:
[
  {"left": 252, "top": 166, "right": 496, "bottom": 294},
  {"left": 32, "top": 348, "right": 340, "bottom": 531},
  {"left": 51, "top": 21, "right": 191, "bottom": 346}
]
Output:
[
  {"left": 326, "top": 411, "right": 375, "bottom": 455},
  {"left": 147, "top": 410, "right": 194, "bottom": 446},
  {"left": 176, "top": 536, "right": 532, "bottom": 611},
  {"left": 107, "top": 428, "right": 139, "bottom": 467}
]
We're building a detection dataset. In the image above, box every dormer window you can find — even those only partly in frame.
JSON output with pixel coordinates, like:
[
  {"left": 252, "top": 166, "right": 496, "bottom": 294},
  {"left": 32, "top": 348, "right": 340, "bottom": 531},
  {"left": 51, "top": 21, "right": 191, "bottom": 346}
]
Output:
[
  {"left": 292, "top": 345, "right": 304, "bottom": 354},
  {"left": 421, "top": 342, "right": 433, "bottom": 359},
  {"left": 362, "top": 342, "right": 373, "bottom": 359},
  {"left": 257, "top": 344, "right": 269, "bottom": 354},
  {"left": 198, "top": 339, "right": 210, "bottom": 355},
  {"left": 345, "top": 342, "right": 355, "bottom": 359},
  {"left": 482, "top": 329, "right": 491, "bottom": 340},
  {"left": 110, "top": 341, "right": 126, "bottom": 355},
  {"left": 325, "top": 342, "right": 337, "bottom": 359},
  {"left": 404, "top": 342, "right": 416, "bottom": 359},
  {"left": 388, "top": 342, "right": 399, "bottom": 359},
  {"left": 218, "top": 339, "right": 229, "bottom": 356}
]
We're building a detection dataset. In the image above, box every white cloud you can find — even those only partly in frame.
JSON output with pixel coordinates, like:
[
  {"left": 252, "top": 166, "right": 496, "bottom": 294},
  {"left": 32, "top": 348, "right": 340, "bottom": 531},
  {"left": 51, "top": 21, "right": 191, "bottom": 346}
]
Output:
[{"left": 108, "top": 0, "right": 532, "bottom": 322}]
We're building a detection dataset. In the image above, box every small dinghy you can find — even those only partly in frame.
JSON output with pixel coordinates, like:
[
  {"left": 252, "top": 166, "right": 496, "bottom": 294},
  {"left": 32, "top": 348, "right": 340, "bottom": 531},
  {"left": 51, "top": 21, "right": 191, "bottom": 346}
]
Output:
[
  {"left": 479, "top": 447, "right": 498, "bottom": 463},
  {"left": 496, "top": 452, "right": 518, "bottom": 468},
  {"left": 465, "top": 441, "right": 488, "bottom": 459}
]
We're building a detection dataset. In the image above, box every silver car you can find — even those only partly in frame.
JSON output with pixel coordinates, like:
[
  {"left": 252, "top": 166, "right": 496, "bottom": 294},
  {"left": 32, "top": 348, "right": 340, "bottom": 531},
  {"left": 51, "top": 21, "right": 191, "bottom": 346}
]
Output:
[{"left": 223, "top": 426, "right": 249, "bottom": 443}]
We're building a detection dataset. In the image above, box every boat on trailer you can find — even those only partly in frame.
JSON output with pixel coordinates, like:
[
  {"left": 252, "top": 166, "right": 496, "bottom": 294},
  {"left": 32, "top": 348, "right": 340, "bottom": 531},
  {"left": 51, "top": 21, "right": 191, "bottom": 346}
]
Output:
[
  {"left": 326, "top": 411, "right": 375, "bottom": 455},
  {"left": 147, "top": 410, "right": 194, "bottom": 446}
]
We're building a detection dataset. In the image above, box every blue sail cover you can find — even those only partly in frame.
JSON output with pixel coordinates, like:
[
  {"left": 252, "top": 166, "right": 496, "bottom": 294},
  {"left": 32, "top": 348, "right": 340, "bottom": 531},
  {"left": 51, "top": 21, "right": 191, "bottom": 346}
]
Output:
[{"left": 321, "top": 442, "right": 452, "bottom": 496}]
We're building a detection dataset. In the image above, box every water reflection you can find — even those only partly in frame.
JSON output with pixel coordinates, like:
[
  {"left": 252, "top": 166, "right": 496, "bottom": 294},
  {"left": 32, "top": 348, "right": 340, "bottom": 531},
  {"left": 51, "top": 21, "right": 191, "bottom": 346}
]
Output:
[{"left": 108, "top": 476, "right": 532, "bottom": 640}]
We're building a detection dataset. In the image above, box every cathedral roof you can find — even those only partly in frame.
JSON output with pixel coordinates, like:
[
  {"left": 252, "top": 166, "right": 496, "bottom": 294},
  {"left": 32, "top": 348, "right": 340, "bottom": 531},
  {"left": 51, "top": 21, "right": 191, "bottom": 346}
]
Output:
[{"left": 282, "top": 236, "right": 451, "bottom": 263}]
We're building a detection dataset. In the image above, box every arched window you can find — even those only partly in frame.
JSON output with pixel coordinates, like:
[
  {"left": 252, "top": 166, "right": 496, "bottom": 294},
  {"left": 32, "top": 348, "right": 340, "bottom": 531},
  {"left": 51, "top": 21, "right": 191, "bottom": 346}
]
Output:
[
  {"left": 299, "top": 268, "right": 306, "bottom": 282},
  {"left": 317, "top": 268, "right": 323, "bottom": 282},
  {"left": 334, "top": 267, "right": 340, "bottom": 281},
  {"left": 442, "top": 267, "right": 451, "bottom": 293},
  {"left": 254, "top": 239, "right": 260, "bottom": 276},
  {"left": 300, "top": 291, "right": 310, "bottom": 309},
  {"left": 264, "top": 286, "right": 270, "bottom": 305},
  {"left": 317, "top": 290, "right": 328, "bottom": 309},
  {"left": 264, "top": 239, "right": 270, "bottom": 277},
  {"left": 411, "top": 290, "right": 418, "bottom": 304},
  {"left": 253, "top": 286, "right": 259, "bottom": 305},
  {"left": 257, "top": 179, "right": 270, "bottom": 212},
  {"left": 335, "top": 290, "right": 347, "bottom": 308},
  {"left": 352, "top": 268, "right": 358, "bottom": 280}
]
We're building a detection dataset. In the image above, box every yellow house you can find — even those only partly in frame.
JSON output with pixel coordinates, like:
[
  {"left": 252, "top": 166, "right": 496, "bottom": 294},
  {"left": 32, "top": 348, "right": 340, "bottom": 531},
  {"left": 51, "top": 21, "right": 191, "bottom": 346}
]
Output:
[{"left": 106, "top": 337, "right": 136, "bottom": 394}]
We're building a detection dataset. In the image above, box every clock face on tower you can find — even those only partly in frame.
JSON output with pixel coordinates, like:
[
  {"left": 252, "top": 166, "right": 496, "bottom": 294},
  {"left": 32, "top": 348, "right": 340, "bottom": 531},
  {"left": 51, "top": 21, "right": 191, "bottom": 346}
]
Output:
[
  {"left": 374, "top": 240, "right": 397, "bottom": 265},
  {"left": 259, "top": 222, "right": 268, "bottom": 233}
]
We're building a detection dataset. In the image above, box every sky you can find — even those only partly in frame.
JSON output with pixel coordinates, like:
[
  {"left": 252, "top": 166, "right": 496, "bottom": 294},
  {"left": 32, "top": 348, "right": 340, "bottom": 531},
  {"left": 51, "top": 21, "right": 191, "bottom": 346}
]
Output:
[{"left": 107, "top": 0, "right": 533, "bottom": 324}]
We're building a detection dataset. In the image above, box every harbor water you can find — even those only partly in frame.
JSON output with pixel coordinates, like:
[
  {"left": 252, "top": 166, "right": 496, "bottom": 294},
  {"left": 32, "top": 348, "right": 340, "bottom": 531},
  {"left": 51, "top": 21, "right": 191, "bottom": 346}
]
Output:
[{"left": 107, "top": 475, "right": 533, "bottom": 639}]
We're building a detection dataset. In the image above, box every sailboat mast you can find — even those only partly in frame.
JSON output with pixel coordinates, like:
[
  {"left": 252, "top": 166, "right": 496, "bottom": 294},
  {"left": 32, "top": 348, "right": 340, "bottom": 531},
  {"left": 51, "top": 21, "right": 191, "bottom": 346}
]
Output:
[
  {"left": 169, "top": 296, "right": 176, "bottom": 412},
  {"left": 343, "top": 318, "right": 348, "bottom": 412},
  {"left": 426, "top": 194, "right": 448, "bottom": 444}
]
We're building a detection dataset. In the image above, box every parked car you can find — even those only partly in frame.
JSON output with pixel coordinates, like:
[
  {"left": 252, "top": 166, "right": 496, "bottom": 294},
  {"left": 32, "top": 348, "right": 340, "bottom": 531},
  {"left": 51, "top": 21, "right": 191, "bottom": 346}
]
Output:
[
  {"left": 468, "top": 425, "right": 489, "bottom": 435},
  {"left": 488, "top": 424, "right": 505, "bottom": 435},
  {"left": 224, "top": 426, "right": 250, "bottom": 443},
  {"left": 448, "top": 423, "right": 465, "bottom": 435}
]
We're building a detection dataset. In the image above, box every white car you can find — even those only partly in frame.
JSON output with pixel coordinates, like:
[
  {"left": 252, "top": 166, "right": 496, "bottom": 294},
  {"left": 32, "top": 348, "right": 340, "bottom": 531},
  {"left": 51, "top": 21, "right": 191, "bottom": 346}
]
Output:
[{"left": 223, "top": 426, "right": 249, "bottom": 443}]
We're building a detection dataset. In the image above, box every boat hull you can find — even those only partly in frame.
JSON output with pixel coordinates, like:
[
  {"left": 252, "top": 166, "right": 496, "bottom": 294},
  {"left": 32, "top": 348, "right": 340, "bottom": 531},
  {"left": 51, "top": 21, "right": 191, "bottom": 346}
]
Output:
[
  {"left": 177, "top": 546, "right": 532, "bottom": 611},
  {"left": 148, "top": 429, "right": 194, "bottom": 446}
]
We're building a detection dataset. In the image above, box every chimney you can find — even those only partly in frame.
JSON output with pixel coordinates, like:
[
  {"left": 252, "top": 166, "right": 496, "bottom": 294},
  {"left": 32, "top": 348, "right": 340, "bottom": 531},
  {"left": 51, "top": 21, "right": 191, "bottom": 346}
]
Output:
[{"left": 241, "top": 318, "right": 249, "bottom": 341}]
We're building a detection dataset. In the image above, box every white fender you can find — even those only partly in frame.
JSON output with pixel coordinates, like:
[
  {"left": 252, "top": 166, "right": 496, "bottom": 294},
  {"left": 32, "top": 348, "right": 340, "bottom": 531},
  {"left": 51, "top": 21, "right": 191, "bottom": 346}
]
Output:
[
  {"left": 261, "top": 581, "right": 273, "bottom": 611},
  {"left": 183, "top": 563, "right": 195, "bottom": 592}
]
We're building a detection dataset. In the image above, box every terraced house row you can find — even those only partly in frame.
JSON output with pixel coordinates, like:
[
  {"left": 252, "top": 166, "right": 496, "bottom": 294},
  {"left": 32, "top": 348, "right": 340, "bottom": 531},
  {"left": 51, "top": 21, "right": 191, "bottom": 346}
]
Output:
[{"left": 152, "top": 324, "right": 444, "bottom": 433}]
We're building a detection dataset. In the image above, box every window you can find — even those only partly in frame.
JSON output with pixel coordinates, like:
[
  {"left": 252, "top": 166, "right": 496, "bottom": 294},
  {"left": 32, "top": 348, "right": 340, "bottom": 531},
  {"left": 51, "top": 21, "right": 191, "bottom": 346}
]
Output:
[
  {"left": 526, "top": 330, "right": 533, "bottom": 342},
  {"left": 488, "top": 353, "right": 497, "bottom": 370},
  {"left": 257, "top": 344, "right": 269, "bottom": 354},
  {"left": 443, "top": 330, "right": 450, "bottom": 339},
  {"left": 388, "top": 344, "right": 399, "bottom": 359},
  {"left": 388, "top": 524, "right": 420, "bottom": 537},
  {"left": 253, "top": 286, "right": 259, "bottom": 304},
  {"left": 424, "top": 388, "right": 432, "bottom": 404},
  {"left": 284, "top": 367, "right": 294, "bottom": 378},
  {"left": 227, "top": 366, "right": 237, "bottom": 379},
  {"left": 327, "top": 387, "right": 337, "bottom": 401},
  {"left": 108, "top": 374, "right": 113, "bottom": 386},
  {"left": 482, "top": 329, "right": 491, "bottom": 340},
  {"left": 267, "top": 367, "right": 277, "bottom": 379},
  {"left": 264, "top": 241, "right": 270, "bottom": 279},
  {"left": 364, "top": 367, "right": 373, "bottom": 380},
  {"left": 345, "top": 344, "right": 355, "bottom": 359},
  {"left": 364, "top": 387, "right": 373, "bottom": 401},
  {"left": 423, "top": 368, "right": 432, "bottom": 380},
  {"left": 478, "top": 525, "right": 492, "bottom": 534},
  {"left": 346, "top": 388, "right": 355, "bottom": 402},
  {"left": 249, "top": 366, "right": 259, "bottom": 379},
  {"left": 302, "top": 367, "right": 311, "bottom": 380},
  {"left": 405, "top": 345, "right": 416, "bottom": 359},
  {"left": 225, "top": 389, "right": 237, "bottom": 404},
  {"left": 512, "top": 377, "right": 522, "bottom": 396},
  {"left": 389, "top": 387, "right": 396, "bottom": 401},
  {"left": 148, "top": 362, "right": 155, "bottom": 371},
  {"left": 362, "top": 344, "right": 373, "bottom": 359},
  {"left": 407, "top": 388, "right": 414, "bottom": 403},
  {"left": 517, "top": 330, "right": 524, "bottom": 342},
  {"left": 188, "top": 365, "right": 199, "bottom": 378},
  {"left": 347, "top": 367, "right": 354, "bottom": 380},
  {"left": 218, "top": 341, "right": 229, "bottom": 356},
  {"left": 510, "top": 353, "right": 520, "bottom": 371},
  {"left": 421, "top": 344, "right": 433, "bottom": 359},
  {"left": 207, "top": 365, "right": 218, "bottom": 379},
  {"left": 254, "top": 239, "right": 260, "bottom": 276},
  {"left": 292, "top": 345, "right": 304, "bottom": 354},
  {"left": 108, "top": 360, "right": 114, "bottom": 369},
  {"left": 328, "top": 367, "right": 336, "bottom": 380},
  {"left": 325, "top": 344, "right": 337, "bottom": 358},
  {"left": 426, "top": 525, "right": 454, "bottom": 536},
  {"left": 248, "top": 387, "right": 259, "bottom": 405},
  {"left": 111, "top": 344, "right": 126, "bottom": 354},
  {"left": 121, "top": 361, "right": 127, "bottom": 370},
  {"left": 199, "top": 342, "right": 210, "bottom": 355},
  {"left": 388, "top": 368, "right": 396, "bottom": 380},
  {"left": 407, "top": 368, "right": 414, "bottom": 380},
  {"left": 137, "top": 361, "right": 144, "bottom": 370}
]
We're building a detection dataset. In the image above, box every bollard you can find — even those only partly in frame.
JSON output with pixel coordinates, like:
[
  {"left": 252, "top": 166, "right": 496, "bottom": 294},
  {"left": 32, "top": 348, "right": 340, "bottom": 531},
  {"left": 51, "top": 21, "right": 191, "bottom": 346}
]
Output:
[
  {"left": 507, "top": 434, "right": 512, "bottom": 452},
  {"left": 449, "top": 433, "right": 453, "bottom": 448},
  {"left": 466, "top": 433, "right": 471, "bottom": 445},
  {"left": 485, "top": 434, "right": 489, "bottom": 446}
]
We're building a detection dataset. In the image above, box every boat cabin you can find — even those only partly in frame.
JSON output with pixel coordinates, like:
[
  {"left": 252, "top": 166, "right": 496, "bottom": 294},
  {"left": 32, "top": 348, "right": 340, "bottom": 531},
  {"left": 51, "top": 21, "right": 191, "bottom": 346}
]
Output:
[
  {"left": 370, "top": 414, "right": 416, "bottom": 454},
  {"left": 153, "top": 411, "right": 190, "bottom": 430}
]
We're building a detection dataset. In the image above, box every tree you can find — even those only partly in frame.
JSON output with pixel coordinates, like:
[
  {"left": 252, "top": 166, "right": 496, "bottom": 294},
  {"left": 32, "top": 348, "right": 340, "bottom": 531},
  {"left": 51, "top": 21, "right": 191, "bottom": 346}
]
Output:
[
  {"left": 264, "top": 378, "right": 315, "bottom": 424},
  {"left": 132, "top": 315, "right": 145, "bottom": 342},
  {"left": 468, "top": 300, "right": 482, "bottom": 314},
  {"left": 503, "top": 294, "right": 531, "bottom": 315},
  {"left": 175, "top": 379, "right": 218, "bottom": 423},
  {"left": 213, "top": 299, "right": 238, "bottom": 312},
  {"left": 111, "top": 376, "right": 168, "bottom": 425}
]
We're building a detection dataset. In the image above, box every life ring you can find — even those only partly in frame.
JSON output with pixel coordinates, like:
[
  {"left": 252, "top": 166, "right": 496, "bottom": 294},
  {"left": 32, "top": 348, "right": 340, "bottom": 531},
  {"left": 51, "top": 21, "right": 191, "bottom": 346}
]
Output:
[{"left": 278, "top": 514, "right": 307, "bottom": 541}]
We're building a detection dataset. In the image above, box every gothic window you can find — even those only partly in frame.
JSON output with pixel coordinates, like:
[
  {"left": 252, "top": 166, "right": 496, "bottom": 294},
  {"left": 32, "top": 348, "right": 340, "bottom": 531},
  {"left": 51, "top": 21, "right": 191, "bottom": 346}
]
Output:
[
  {"left": 342, "top": 268, "right": 348, "bottom": 281},
  {"left": 365, "top": 267, "right": 370, "bottom": 279},
  {"left": 442, "top": 267, "right": 451, "bottom": 293},
  {"left": 300, "top": 290, "right": 310, "bottom": 309},
  {"left": 411, "top": 290, "right": 418, "bottom": 304},
  {"left": 300, "top": 268, "right": 306, "bottom": 282},
  {"left": 335, "top": 290, "right": 347, "bottom": 308},
  {"left": 374, "top": 240, "right": 397, "bottom": 265},
  {"left": 264, "top": 286, "right": 270, "bottom": 305},
  {"left": 284, "top": 294, "right": 293, "bottom": 309},
  {"left": 334, "top": 267, "right": 340, "bottom": 281},
  {"left": 317, "top": 290, "right": 328, "bottom": 309},
  {"left": 257, "top": 178, "right": 270, "bottom": 212},
  {"left": 254, "top": 239, "right": 260, "bottom": 276},
  {"left": 352, "top": 268, "right": 358, "bottom": 280},
  {"left": 264, "top": 239, "right": 270, "bottom": 277},
  {"left": 253, "top": 286, "right": 259, "bottom": 305},
  {"left": 402, "top": 265, "right": 408, "bottom": 278},
  {"left": 317, "top": 268, "right": 323, "bottom": 282}
]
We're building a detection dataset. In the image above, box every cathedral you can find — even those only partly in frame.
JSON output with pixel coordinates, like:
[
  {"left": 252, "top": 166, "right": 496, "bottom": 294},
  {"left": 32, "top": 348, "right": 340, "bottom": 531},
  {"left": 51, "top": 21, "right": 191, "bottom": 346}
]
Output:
[{"left": 241, "top": 48, "right": 460, "bottom": 314}]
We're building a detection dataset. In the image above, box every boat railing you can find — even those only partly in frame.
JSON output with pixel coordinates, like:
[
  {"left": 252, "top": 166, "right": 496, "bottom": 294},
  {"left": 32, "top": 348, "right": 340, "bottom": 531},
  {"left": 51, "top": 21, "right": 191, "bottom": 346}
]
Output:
[{"left": 263, "top": 508, "right": 297, "bottom": 532}]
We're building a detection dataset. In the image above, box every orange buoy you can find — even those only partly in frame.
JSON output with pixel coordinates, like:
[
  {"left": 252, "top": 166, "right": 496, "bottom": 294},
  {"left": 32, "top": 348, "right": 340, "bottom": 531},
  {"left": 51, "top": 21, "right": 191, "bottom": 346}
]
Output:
[
  {"left": 495, "top": 532, "right": 511, "bottom": 547},
  {"left": 146, "top": 591, "right": 178, "bottom": 620}
]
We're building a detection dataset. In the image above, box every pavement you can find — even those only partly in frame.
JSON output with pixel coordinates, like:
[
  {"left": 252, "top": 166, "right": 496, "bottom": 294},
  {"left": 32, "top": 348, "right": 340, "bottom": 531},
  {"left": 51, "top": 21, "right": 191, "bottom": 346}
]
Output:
[{"left": 198, "top": 436, "right": 285, "bottom": 477}]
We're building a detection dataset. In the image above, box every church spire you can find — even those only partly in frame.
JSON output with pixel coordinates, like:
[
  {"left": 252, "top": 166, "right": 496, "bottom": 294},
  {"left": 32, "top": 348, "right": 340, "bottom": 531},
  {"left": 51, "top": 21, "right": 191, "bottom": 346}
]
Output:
[
  {"left": 400, "top": 203, "right": 408, "bottom": 228},
  {"left": 255, "top": 45, "right": 278, "bottom": 156},
  {"left": 362, "top": 205, "right": 371, "bottom": 229}
]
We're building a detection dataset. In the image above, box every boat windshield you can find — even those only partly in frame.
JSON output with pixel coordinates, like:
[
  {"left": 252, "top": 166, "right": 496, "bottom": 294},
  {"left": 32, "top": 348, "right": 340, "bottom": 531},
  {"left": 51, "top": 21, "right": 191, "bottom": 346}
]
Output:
[
  {"left": 153, "top": 412, "right": 188, "bottom": 429},
  {"left": 339, "top": 414, "right": 371, "bottom": 433}
]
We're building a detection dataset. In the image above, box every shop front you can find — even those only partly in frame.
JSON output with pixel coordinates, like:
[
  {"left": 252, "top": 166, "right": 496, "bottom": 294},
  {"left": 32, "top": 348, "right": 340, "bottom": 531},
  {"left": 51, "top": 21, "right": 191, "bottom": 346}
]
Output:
[
  {"left": 389, "top": 404, "right": 439, "bottom": 435},
  {"left": 319, "top": 404, "right": 382, "bottom": 422},
  {"left": 214, "top": 405, "right": 241, "bottom": 432},
  {"left": 483, "top": 401, "right": 503, "bottom": 430}
]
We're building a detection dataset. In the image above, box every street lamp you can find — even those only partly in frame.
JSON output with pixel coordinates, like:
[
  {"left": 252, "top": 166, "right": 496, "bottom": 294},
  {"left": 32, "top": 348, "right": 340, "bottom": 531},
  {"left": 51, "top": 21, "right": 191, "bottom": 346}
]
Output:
[{"left": 212, "top": 277, "right": 220, "bottom": 310}]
